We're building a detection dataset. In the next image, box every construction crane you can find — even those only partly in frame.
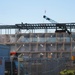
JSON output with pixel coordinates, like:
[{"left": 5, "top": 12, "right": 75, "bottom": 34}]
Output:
[
  {"left": 43, "top": 15, "right": 57, "bottom": 23},
  {"left": 43, "top": 15, "right": 57, "bottom": 33},
  {"left": 43, "top": 15, "right": 71, "bottom": 34}
]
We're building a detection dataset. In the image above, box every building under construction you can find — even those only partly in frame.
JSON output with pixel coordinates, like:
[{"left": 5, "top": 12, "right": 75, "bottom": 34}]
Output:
[
  {"left": 0, "top": 22, "right": 75, "bottom": 60},
  {"left": 0, "top": 22, "right": 75, "bottom": 75}
]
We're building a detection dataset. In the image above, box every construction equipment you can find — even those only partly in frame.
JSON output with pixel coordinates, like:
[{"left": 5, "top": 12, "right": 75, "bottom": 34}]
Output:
[
  {"left": 43, "top": 15, "right": 57, "bottom": 23},
  {"left": 43, "top": 15, "right": 71, "bottom": 34}
]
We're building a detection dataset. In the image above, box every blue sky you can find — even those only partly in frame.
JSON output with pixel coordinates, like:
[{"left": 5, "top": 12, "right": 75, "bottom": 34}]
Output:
[{"left": 0, "top": 0, "right": 75, "bottom": 25}]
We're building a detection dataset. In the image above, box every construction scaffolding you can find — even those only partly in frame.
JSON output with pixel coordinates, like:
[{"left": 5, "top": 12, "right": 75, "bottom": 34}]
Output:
[{"left": 0, "top": 23, "right": 75, "bottom": 60}]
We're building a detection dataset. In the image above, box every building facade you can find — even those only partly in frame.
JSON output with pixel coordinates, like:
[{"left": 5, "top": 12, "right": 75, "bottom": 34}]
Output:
[{"left": 0, "top": 32, "right": 75, "bottom": 59}]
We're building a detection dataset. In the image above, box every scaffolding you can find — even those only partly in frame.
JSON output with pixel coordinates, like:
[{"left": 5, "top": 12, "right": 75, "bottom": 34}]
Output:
[{"left": 0, "top": 23, "right": 75, "bottom": 59}]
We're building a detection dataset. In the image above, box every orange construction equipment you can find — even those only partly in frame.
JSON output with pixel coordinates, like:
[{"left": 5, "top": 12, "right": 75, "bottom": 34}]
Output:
[
  {"left": 72, "top": 56, "right": 75, "bottom": 61},
  {"left": 10, "top": 51, "right": 16, "bottom": 55}
]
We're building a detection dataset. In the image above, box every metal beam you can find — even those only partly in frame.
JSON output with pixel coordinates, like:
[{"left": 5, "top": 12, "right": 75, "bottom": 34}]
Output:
[{"left": 0, "top": 23, "right": 75, "bottom": 29}]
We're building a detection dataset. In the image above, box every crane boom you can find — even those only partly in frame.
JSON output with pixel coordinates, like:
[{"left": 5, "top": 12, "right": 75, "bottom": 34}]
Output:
[
  {"left": 43, "top": 15, "right": 71, "bottom": 34},
  {"left": 43, "top": 15, "right": 57, "bottom": 23}
]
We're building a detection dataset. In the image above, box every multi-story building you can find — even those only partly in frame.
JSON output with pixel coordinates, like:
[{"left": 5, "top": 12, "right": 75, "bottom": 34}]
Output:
[{"left": 0, "top": 31, "right": 75, "bottom": 59}]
